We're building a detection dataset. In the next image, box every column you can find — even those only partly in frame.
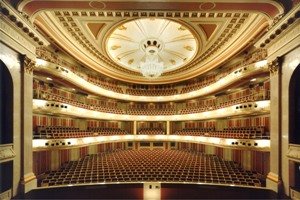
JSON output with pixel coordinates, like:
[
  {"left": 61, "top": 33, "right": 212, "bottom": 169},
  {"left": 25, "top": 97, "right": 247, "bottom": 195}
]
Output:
[
  {"left": 143, "top": 183, "right": 161, "bottom": 200},
  {"left": 133, "top": 121, "right": 137, "bottom": 135},
  {"left": 166, "top": 121, "right": 170, "bottom": 135},
  {"left": 266, "top": 58, "right": 283, "bottom": 193},
  {"left": 20, "top": 56, "right": 37, "bottom": 193}
]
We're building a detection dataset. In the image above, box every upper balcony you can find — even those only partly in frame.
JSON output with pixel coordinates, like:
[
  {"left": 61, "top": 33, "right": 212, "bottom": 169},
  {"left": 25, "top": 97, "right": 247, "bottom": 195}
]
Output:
[{"left": 35, "top": 58, "right": 269, "bottom": 102}]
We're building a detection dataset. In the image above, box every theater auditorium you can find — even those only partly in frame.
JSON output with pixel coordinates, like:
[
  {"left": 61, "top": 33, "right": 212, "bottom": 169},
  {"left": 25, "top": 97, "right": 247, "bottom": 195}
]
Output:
[{"left": 0, "top": 0, "right": 300, "bottom": 199}]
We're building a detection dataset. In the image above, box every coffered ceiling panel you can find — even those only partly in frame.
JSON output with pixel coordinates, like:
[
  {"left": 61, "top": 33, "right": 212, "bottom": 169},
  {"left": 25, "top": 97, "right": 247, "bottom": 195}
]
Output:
[{"left": 16, "top": 0, "right": 284, "bottom": 84}]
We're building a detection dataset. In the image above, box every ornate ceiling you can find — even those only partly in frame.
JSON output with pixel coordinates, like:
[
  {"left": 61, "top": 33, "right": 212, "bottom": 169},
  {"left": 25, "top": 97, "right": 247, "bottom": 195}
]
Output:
[
  {"left": 16, "top": 0, "right": 284, "bottom": 84},
  {"left": 106, "top": 18, "right": 197, "bottom": 73}
]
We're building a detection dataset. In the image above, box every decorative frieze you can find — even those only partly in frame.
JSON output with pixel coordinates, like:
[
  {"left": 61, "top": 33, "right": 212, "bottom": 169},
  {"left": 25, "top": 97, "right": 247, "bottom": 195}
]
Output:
[
  {"left": 287, "top": 144, "right": 300, "bottom": 161},
  {"left": 255, "top": 4, "right": 300, "bottom": 49},
  {"left": 0, "top": 1, "right": 49, "bottom": 46},
  {"left": 0, "top": 190, "right": 12, "bottom": 200},
  {"left": 0, "top": 145, "right": 16, "bottom": 163}
]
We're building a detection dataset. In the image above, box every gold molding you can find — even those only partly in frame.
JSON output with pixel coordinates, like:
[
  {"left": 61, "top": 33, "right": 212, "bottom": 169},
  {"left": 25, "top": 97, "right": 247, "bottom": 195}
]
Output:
[
  {"left": 21, "top": 172, "right": 37, "bottom": 184},
  {"left": 267, "top": 172, "right": 280, "bottom": 183}
]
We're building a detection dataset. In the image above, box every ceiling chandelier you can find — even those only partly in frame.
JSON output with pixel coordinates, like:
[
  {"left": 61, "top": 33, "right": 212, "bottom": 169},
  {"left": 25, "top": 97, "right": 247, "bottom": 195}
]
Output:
[{"left": 140, "top": 39, "right": 164, "bottom": 79}]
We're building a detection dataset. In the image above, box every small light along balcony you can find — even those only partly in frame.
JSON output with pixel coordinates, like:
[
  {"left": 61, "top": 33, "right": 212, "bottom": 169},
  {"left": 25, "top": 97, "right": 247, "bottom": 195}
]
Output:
[{"left": 33, "top": 99, "right": 270, "bottom": 122}]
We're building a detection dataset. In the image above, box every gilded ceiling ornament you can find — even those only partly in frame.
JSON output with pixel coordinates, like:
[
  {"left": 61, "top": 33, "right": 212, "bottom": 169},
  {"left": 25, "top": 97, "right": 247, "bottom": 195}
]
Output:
[
  {"left": 184, "top": 45, "right": 193, "bottom": 51},
  {"left": 170, "top": 59, "right": 176, "bottom": 65},
  {"left": 178, "top": 26, "right": 186, "bottom": 31},
  {"left": 118, "top": 25, "right": 127, "bottom": 30},
  {"left": 128, "top": 59, "right": 134, "bottom": 65},
  {"left": 111, "top": 45, "right": 121, "bottom": 50}
]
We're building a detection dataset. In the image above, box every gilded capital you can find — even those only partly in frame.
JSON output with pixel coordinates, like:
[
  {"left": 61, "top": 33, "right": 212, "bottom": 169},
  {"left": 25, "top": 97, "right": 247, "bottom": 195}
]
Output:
[
  {"left": 23, "top": 56, "right": 36, "bottom": 74},
  {"left": 268, "top": 57, "right": 281, "bottom": 75}
]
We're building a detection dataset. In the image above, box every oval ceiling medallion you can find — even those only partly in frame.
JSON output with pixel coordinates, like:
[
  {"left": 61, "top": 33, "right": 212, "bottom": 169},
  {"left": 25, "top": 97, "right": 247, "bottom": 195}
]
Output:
[
  {"left": 106, "top": 18, "right": 198, "bottom": 74},
  {"left": 89, "top": 1, "right": 106, "bottom": 9},
  {"left": 199, "top": 2, "right": 216, "bottom": 11}
]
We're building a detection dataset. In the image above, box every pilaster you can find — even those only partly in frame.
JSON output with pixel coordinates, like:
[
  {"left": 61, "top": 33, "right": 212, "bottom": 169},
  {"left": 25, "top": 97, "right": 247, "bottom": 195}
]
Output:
[
  {"left": 166, "top": 121, "right": 170, "bottom": 135},
  {"left": 133, "top": 121, "right": 137, "bottom": 135},
  {"left": 20, "top": 56, "right": 36, "bottom": 193},
  {"left": 266, "top": 58, "right": 283, "bottom": 193}
]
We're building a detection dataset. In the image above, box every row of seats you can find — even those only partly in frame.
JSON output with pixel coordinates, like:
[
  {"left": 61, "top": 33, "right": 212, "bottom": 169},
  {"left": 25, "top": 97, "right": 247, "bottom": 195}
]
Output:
[
  {"left": 180, "top": 90, "right": 270, "bottom": 114},
  {"left": 126, "top": 88, "right": 178, "bottom": 96},
  {"left": 217, "top": 91, "right": 270, "bottom": 109},
  {"left": 34, "top": 126, "right": 129, "bottom": 139},
  {"left": 138, "top": 128, "right": 165, "bottom": 135},
  {"left": 173, "top": 127, "right": 215, "bottom": 135},
  {"left": 34, "top": 90, "right": 125, "bottom": 114},
  {"left": 40, "top": 149, "right": 261, "bottom": 187},
  {"left": 127, "top": 108, "right": 176, "bottom": 115},
  {"left": 87, "top": 75, "right": 124, "bottom": 94},
  {"left": 180, "top": 78, "right": 216, "bottom": 94},
  {"left": 87, "top": 127, "right": 128, "bottom": 135},
  {"left": 173, "top": 126, "right": 268, "bottom": 139},
  {"left": 34, "top": 125, "right": 268, "bottom": 139}
]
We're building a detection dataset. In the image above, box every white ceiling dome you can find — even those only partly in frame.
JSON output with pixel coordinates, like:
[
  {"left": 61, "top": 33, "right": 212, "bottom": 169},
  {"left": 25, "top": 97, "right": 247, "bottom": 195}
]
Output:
[{"left": 106, "top": 18, "right": 198, "bottom": 74}]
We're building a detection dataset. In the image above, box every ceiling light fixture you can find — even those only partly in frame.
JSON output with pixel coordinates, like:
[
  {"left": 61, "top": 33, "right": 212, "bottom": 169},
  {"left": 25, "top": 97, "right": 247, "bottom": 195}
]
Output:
[{"left": 139, "top": 39, "right": 164, "bottom": 79}]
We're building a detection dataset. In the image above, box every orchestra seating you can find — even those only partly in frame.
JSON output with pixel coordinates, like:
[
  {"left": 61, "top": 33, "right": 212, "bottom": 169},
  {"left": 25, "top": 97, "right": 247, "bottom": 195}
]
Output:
[
  {"left": 138, "top": 128, "right": 165, "bottom": 135},
  {"left": 34, "top": 126, "right": 128, "bottom": 139},
  {"left": 40, "top": 149, "right": 261, "bottom": 187},
  {"left": 173, "top": 126, "right": 268, "bottom": 139},
  {"left": 126, "top": 88, "right": 178, "bottom": 96}
]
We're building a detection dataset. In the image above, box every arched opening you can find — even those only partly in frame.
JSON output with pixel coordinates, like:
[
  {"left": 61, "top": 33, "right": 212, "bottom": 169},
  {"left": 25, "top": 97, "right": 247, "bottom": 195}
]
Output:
[
  {"left": 0, "top": 60, "right": 13, "bottom": 195},
  {"left": 289, "top": 63, "right": 300, "bottom": 191},
  {"left": 0, "top": 60, "right": 13, "bottom": 144},
  {"left": 289, "top": 64, "right": 300, "bottom": 144}
]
